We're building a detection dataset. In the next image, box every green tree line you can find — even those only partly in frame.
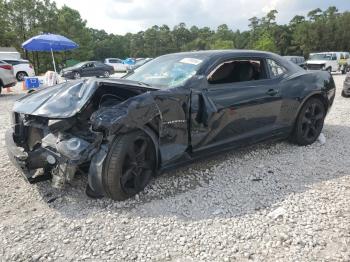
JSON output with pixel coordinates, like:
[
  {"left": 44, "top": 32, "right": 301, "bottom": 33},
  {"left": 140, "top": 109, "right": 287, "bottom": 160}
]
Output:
[{"left": 1, "top": 0, "right": 349, "bottom": 73}]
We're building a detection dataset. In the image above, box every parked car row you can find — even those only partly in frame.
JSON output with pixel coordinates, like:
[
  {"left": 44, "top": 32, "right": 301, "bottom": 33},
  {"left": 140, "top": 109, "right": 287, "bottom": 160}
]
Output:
[
  {"left": 284, "top": 52, "right": 350, "bottom": 74},
  {"left": 104, "top": 57, "right": 153, "bottom": 73},
  {"left": 305, "top": 52, "right": 350, "bottom": 73}
]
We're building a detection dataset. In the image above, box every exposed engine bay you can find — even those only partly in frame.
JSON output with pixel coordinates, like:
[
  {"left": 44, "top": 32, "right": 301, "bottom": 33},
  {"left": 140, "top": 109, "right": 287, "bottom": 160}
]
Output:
[{"left": 9, "top": 79, "right": 152, "bottom": 191}]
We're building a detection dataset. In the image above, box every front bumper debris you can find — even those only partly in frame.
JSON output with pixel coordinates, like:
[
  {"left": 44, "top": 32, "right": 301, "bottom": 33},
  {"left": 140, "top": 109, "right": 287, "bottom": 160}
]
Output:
[
  {"left": 5, "top": 128, "right": 51, "bottom": 183},
  {"left": 6, "top": 124, "right": 103, "bottom": 187}
]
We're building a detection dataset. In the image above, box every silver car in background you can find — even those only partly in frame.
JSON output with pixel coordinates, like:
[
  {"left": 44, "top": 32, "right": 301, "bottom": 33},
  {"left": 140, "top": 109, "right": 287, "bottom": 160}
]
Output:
[
  {"left": 104, "top": 58, "right": 131, "bottom": 72},
  {"left": 0, "top": 60, "right": 17, "bottom": 93}
]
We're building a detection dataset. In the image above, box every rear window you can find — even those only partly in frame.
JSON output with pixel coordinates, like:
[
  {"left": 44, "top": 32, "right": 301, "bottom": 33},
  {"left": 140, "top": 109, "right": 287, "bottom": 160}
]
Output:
[
  {"left": 3, "top": 60, "right": 29, "bottom": 65},
  {"left": 108, "top": 59, "right": 121, "bottom": 63}
]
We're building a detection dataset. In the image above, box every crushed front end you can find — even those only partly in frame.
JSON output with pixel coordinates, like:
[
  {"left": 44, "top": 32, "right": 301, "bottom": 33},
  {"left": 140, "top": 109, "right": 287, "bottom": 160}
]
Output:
[
  {"left": 6, "top": 112, "right": 103, "bottom": 187},
  {"left": 5, "top": 79, "right": 153, "bottom": 193}
]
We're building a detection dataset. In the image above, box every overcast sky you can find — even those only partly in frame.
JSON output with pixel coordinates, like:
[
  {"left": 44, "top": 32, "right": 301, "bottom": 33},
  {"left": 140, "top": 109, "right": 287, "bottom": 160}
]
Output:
[{"left": 54, "top": 0, "right": 349, "bottom": 35}]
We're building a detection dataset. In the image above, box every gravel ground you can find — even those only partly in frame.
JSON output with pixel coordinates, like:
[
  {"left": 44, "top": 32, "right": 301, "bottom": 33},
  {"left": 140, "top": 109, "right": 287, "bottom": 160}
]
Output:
[{"left": 0, "top": 75, "right": 349, "bottom": 262}]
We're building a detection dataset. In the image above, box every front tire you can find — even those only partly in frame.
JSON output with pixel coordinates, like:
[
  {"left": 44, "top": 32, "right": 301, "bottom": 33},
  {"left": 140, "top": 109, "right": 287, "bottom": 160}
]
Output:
[
  {"left": 103, "top": 71, "right": 110, "bottom": 78},
  {"left": 73, "top": 72, "right": 81, "bottom": 79},
  {"left": 291, "top": 98, "right": 326, "bottom": 146},
  {"left": 102, "top": 131, "right": 155, "bottom": 200}
]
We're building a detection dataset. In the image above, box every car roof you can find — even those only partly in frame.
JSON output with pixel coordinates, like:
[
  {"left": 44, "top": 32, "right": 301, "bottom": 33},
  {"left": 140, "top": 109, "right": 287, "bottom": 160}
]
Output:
[
  {"left": 166, "top": 49, "right": 278, "bottom": 57},
  {"left": 161, "top": 50, "right": 289, "bottom": 66},
  {"left": 2, "top": 58, "right": 28, "bottom": 61},
  {"left": 284, "top": 56, "right": 304, "bottom": 59},
  {"left": 149, "top": 50, "right": 302, "bottom": 74}
]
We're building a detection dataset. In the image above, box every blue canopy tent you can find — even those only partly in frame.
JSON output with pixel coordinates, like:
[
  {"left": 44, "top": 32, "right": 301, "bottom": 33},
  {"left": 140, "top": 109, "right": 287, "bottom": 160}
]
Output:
[{"left": 22, "top": 33, "right": 79, "bottom": 72}]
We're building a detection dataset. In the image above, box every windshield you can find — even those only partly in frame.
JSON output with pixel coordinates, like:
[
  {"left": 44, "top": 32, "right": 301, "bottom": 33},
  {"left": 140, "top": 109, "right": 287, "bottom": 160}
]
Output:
[
  {"left": 310, "top": 54, "right": 332, "bottom": 61},
  {"left": 125, "top": 55, "right": 204, "bottom": 88}
]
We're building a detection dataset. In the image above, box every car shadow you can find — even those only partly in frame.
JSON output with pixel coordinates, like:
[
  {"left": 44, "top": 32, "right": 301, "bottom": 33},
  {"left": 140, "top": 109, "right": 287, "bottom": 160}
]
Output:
[{"left": 33, "top": 123, "right": 350, "bottom": 221}]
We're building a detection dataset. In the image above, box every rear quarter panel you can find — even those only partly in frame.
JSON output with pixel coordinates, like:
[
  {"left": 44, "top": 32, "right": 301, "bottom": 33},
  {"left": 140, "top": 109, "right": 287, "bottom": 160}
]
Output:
[{"left": 278, "top": 70, "right": 335, "bottom": 127}]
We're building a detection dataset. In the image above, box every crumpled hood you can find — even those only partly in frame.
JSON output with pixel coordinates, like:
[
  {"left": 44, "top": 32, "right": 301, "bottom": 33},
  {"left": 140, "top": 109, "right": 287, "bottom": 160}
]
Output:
[
  {"left": 306, "top": 60, "right": 328, "bottom": 65},
  {"left": 13, "top": 78, "right": 155, "bottom": 119}
]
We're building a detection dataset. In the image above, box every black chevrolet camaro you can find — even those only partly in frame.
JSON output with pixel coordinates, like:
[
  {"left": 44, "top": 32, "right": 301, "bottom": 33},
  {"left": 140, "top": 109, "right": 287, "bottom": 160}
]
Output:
[{"left": 6, "top": 50, "right": 335, "bottom": 200}]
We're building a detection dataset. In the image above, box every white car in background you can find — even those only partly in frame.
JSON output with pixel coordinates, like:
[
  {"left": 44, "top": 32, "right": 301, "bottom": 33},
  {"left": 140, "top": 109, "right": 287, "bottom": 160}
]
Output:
[
  {"left": 104, "top": 58, "right": 130, "bottom": 72},
  {"left": 0, "top": 60, "right": 17, "bottom": 93},
  {"left": 2, "top": 59, "right": 35, "bottom": 81},
  {"left": 306, "top": 52, "right": 350, "bottom": 74}
]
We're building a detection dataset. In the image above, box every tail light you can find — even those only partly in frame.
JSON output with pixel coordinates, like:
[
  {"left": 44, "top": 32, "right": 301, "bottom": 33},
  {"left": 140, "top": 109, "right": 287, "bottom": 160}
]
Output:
[
  {"left": 0, "top": 64, "right": 13, "bottom": 70},
  {"left": 29, "top": 64, "right": 33, "bottom": 69}
]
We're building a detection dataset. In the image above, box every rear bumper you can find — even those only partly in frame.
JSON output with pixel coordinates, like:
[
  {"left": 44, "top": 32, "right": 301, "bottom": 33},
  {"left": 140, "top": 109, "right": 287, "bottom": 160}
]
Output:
[{"left": 4, "top": 81, "right": 17, "bottom": 88}]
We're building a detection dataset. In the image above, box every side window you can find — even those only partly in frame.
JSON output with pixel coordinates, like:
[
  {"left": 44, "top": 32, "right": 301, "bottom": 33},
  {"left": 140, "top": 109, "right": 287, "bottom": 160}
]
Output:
[
  {"left": 208, "top": 59, "right": 267, "bottom": 85},
  {"left": 267, "top": 59, "right": 287, "bottom": 78},
  {"left": 4, "top": 60, "right": 17, "bottom": 65},
  {"left": 109, "top": 59, "right": 121, "bottom": 63}
]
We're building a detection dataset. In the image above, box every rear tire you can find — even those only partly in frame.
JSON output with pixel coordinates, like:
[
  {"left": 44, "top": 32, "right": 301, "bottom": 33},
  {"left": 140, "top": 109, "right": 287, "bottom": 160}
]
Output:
[
  {"left": 16, "top": 71, "right": 27, "bottom": 81},
  {"left": 342, "top": 90, "right": 349, "bottom": 98},
  {"left": 102, "top": 131, "right": 155, "bottom": 200},
  {"left": 291, "top": 98, "right": 326, "bottom": 146}
]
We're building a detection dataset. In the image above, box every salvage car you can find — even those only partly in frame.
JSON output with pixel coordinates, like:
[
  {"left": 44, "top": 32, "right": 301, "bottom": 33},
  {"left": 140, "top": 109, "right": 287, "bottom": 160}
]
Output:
[
  {"left": 61, "top": 61, "right": 114, "bottom": 79},
  {"left": 6, "top": 50, "right": 335, "bottom": 200}
]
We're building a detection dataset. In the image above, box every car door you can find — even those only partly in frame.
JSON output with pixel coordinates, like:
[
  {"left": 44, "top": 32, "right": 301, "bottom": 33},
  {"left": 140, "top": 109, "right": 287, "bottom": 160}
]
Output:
[
  {"left": 94, "top": 62, "right": 106, "bottom": 76},
  {"left": 190, "top": 57, "right": 284, "bottom": 152},
  {"left": 80, "top": 63, "right": 92, "bottom": 77}
]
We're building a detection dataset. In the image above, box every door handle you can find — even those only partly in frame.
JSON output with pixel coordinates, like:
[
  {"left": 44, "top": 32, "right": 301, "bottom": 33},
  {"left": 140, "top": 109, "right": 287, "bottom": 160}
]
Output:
[{"left": 266, "top": 89, "right": 278, "bottom": 96}]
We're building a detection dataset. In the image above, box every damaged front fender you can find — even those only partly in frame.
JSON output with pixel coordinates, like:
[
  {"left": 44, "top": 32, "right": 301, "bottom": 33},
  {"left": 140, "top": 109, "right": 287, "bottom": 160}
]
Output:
[{"left": 90, "top": 92, "right": 161, "bottom": 136}]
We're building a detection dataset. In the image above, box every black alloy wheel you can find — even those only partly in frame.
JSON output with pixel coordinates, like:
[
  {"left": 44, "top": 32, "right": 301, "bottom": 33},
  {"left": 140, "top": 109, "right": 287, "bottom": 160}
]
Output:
[
  {"left": 102, "top": 131, "right": 155, "bottom": 200},
  {"left": 292, "top": 98, "right": 326, "bottom": 146}
]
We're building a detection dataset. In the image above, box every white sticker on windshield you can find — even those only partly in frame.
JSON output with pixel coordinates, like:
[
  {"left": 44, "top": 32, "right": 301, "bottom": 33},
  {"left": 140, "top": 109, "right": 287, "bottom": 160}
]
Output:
[{"left": 180, "top": 58, "right": 203, "bottom": 65}]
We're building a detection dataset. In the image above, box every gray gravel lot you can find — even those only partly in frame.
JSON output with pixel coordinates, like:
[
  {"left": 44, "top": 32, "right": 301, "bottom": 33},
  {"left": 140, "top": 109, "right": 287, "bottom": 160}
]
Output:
[{"left": 0, "top": 75, "right": 349, "bottom": 261}]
